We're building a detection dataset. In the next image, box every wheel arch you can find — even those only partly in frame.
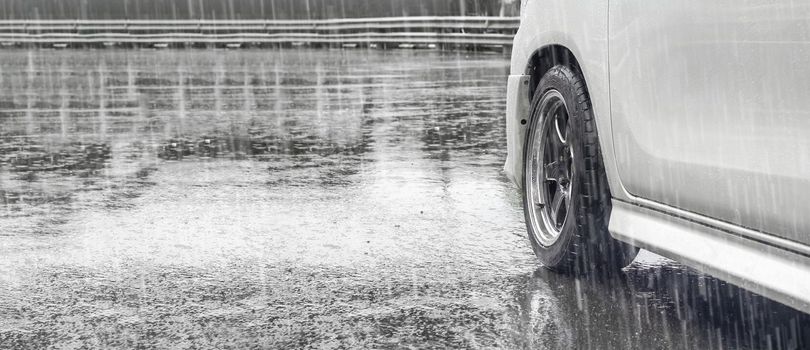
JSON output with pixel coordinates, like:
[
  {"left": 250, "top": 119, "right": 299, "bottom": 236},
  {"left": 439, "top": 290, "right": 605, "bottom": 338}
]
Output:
[
  {"left": 507, "top": 38, "right": 629, "bottom": 203},
  {"left": 507, "top": 0, "right": 625, "bottom": 200},
  {"left": 525, "top": 45, "right": 583, "bottom": 102}
]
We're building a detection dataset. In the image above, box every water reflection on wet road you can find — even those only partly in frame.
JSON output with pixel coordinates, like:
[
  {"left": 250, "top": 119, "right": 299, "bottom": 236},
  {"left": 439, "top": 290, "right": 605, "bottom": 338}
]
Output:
[{"left": 0, "top": 49, "right": 807, "bottom": 349}]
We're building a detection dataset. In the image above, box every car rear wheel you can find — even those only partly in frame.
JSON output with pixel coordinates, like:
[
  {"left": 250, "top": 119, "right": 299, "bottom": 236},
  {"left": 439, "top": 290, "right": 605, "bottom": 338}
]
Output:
[{"left": 523, "top": 65, "right": 638, "bottom": 275}]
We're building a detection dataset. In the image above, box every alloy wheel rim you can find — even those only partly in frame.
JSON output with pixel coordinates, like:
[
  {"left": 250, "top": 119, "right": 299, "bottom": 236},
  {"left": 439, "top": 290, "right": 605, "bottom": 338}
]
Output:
[{"left": 526, "top": 90, "right": 575, "bottom": 247}]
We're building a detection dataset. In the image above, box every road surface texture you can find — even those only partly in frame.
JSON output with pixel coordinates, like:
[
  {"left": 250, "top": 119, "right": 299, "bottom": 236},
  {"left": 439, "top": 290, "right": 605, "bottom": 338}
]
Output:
[{"left": 0, "top": 49, "right": 807, "bottom": 349}]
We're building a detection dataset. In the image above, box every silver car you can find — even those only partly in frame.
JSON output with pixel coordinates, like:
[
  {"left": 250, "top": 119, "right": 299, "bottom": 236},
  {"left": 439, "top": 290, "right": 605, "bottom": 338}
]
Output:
[{"left": 505, "top": 0, "right": 810, "bottom": 314}]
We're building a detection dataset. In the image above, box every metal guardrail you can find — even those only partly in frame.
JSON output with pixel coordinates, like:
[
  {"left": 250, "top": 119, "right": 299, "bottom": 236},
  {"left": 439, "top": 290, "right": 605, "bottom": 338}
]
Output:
[{"left": 0, "top": 17, "right": 520, "bottom": 48}]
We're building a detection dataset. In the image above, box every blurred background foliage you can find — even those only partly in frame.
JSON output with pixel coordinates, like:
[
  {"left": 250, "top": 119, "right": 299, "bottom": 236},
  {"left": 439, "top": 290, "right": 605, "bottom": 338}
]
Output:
[{"left": 0, "top": 0, "right": 520, "bottom": 20}]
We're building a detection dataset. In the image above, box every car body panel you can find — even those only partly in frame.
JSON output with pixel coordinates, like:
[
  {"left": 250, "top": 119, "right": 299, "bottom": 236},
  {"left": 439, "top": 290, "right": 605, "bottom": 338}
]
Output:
[
  {"left": 609, "top": 0, "right": 810, "bottom": 246},
  {"left": 506, "top": 0, "right": 810, "bottom": 314}
]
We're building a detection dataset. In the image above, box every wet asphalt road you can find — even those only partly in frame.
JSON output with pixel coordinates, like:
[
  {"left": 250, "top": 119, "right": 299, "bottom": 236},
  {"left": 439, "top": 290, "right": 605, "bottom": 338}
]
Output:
[{"left": 0, "top": 49, "right": 808, "bottom": 349}]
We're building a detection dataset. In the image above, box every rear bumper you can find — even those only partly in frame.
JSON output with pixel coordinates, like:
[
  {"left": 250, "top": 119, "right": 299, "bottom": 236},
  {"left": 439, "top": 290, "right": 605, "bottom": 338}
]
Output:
[{"left": 503, "top": 74, "right": 531, "bottom": 188}]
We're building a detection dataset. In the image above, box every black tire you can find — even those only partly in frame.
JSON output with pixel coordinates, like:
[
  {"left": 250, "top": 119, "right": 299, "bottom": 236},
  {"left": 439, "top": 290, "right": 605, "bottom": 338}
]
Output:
[{"left": 522, "top": 65, "right": 638, "bottom": 275}]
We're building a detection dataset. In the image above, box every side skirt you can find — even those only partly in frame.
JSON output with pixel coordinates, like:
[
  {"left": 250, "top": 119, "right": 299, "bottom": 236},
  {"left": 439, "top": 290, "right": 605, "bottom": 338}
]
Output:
[{"left": 609, "top": 199, "right": 810, "bottom": 314}]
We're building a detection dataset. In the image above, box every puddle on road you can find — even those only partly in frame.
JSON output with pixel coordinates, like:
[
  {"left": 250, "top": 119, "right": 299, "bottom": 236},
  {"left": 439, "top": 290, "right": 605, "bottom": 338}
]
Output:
[{"left": 0, "top": 49, "right": 806, "bottom": 349}]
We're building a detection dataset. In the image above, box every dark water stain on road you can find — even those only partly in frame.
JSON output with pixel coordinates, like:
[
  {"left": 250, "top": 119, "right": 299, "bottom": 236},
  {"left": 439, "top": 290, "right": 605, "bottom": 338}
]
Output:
[{"left": 0, "top": 49, "right": 807, "bottom": 349}]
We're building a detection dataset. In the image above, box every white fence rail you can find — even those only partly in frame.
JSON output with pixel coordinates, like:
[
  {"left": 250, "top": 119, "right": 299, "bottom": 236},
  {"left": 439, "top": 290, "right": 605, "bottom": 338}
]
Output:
[{"left": 0, "top": 17, "right": 520, "bottom": 48}]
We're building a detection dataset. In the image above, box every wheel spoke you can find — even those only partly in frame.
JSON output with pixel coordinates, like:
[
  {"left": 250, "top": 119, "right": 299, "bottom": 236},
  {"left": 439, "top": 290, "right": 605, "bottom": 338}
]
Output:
[
  {"left": 544, "top": 161, "right": 564, "bottom": 182},
  {"left": 563, "top": 183, "right": 571, "bottom": 200},
  {"left": 549, "top": 188, "right": 566, "bottom": 227}
]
